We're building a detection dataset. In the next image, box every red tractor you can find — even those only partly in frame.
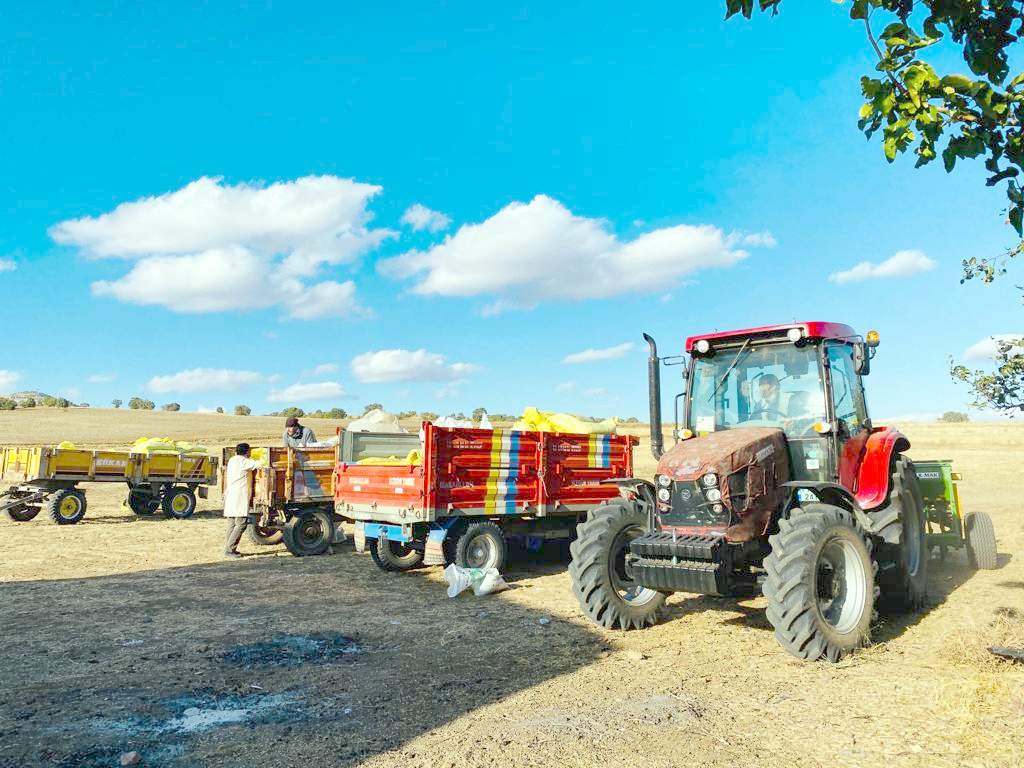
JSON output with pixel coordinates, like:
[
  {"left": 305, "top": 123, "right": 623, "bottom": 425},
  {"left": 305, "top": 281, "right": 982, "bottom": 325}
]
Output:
[{"left": 569, "top": 322, "right": 969, "bottom": 661}]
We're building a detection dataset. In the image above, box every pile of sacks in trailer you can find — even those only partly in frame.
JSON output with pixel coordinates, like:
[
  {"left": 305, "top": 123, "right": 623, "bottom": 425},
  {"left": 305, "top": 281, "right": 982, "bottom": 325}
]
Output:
[{"left": 131, "top": 437, "right": 210, "bottom": 455}]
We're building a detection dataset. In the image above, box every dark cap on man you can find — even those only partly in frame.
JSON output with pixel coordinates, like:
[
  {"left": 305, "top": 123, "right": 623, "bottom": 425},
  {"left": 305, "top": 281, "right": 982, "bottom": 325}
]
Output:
[
  {"left": 236, "top": 442, "right": 251, "bottom": 456},
  {"left": 285, "top": 416, "right": 300, "bottom": 428}
]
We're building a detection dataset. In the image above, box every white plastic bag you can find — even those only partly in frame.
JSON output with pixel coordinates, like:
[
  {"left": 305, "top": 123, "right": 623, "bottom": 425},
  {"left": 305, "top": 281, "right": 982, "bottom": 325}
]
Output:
[
  {"left": 348, "top": 409, "right": 407, "bottom": 433},
  {"left": 433, "top": 415, "right": 473, "bottom": 428},
  {"left": 478, "top": 413, "right": 493, "bottom": 430},
  {"left": 443, "top": 564, "right": 509, "bottom": 597}
]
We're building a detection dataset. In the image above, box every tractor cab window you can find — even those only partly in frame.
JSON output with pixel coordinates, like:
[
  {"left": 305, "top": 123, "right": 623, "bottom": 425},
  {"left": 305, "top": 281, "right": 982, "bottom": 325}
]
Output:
[
  {"left": 688, "top": 342, "right": 825, "bottom": 439},
  {"left": 825, "top": 343, "right": 868, "bottom": 435}
]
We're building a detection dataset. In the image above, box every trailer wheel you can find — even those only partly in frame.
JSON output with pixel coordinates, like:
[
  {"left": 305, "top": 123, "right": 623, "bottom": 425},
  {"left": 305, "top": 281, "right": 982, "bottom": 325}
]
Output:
[
  {"left": 162, "top": 486, "right": 197, "bottom": 519},
  {"left": 370, "top": 536, "right": 425, "bottom": 572},
  {"left": 965, "top": 511, "right": 998, "bottom": 570},
  {"left": 763, "top": 503, "right": 875, "bottom": 662},
  {"left": 568, "top": 502, "right": 667, "bottom": 631},
  {"left": 46, "top": 489, "right": 87, "bottom": 525},
  {"left": 2, "top": 491, "right": 41, "bottom": 522},
  {"left": 454, "top": 521, "right": 507, "bottom": 571},
  {"left": 126, "top": 488, "right": 159, "bottom": 516},
  {"left": 283, "top": 510, "right": 334, "bottom": 556},
  {"left": 247, "top": 524, "right": 284, "bottom": 546}
]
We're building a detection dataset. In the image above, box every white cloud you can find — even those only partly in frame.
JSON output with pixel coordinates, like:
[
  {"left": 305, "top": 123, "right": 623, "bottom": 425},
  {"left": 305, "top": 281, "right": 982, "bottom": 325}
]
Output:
[
  {"left": 828, "top": 249, "right": 935, "bottom": 284},
  {"left": 0, "top": 259, "right": 16, "bottom": 273},
  {"left": 563, "top": 342, "right": 635, "bottom": 364},
  {"left": 351, "top": 349, "right": 478, "bottom": 383},
  {"left": 87, "top": 373, "right": 116, "bottom": 384},
  {"left": 147, "top": 368, "right": 264, "bottom": 394},
  {"left": 54, "top": 176, "right": 391, "bottom": 318},
  {"left": 267, "top": 381, "right": 347, "bottom": 403},
  {"left": 963, "top": 334, "right": 1024, "bottom": 362},
  {"left": 555, "top": 381, "right": 576, "bottom": 393},
  {"left": 741, "top": 231, "right": 777, "bottom": 248},
  {"left": 379, "top": 195, "right": 752, "bottom": 302},
  {"left": 0, "top": 370, "right": 19, "bottom": 391},
  {"left": 583, "top": 386, "right": 609, "bottom": 398},
  {"left": 310, "top": 363, "right": 339, "bottom": 376},
  {"left": 401, "top": 203, "right": 451, "bottom": 233},
  {"left": 196, "top": 405, "right": 219, "bottom": 414}
]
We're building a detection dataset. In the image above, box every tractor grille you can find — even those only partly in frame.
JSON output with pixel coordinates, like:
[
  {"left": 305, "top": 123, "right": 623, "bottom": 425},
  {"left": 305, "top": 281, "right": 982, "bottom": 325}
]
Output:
[
  {"left": 628, "top": 532, "right": 733, "bottom": 596},
  {"left": 660, "top": 480, "right": 730, "bottom": 528}
]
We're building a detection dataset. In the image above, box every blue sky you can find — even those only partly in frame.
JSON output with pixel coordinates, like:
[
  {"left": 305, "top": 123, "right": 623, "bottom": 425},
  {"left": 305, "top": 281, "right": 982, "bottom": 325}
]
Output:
[{"left": 0, "top": 2, "right": 1018, "bottom": 420}]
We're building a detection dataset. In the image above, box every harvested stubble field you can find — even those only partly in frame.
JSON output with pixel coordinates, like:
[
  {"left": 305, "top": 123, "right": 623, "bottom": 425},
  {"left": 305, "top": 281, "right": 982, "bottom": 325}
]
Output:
[{"left": 1, "top": 409, "right": 1022, "bottom": 768}]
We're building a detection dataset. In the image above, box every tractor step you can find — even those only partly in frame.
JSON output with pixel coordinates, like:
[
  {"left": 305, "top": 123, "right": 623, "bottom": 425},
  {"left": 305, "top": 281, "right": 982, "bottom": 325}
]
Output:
[{"left": 628, "top": 532, "right": 735, "bottom": 596}]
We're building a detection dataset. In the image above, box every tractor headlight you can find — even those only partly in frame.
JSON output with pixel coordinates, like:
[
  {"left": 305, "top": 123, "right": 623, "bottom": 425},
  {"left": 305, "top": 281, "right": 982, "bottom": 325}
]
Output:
[
  {"left": 705, "top": 488, "right": 722, "bottom": 502},
  {"left": 712, "top": 503, "right": 724, "bottom": 514},
  {"left": 695, "top": 339, "right": 711, "bottom": 354},
  {"left": 702, "top": 473, "right": 718, "bottom": 488},
  {"left": 657, "top": 488, "right": 671, "bottom": 502},
  {"left": 657, "top": 475, "right": 672, "bottom": 488}
]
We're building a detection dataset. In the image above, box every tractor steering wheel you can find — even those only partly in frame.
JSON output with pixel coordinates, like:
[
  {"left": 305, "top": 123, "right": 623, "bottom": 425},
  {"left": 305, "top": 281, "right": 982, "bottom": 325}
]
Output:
[{"left": 747, "top": 407, "right": 786, "bottom": 421}]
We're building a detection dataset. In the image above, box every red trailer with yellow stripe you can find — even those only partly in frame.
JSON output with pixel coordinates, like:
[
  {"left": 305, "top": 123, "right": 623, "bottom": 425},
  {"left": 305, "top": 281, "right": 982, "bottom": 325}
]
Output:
[{"left": 334, "top": 423, "right": 636, "bottom": 572}]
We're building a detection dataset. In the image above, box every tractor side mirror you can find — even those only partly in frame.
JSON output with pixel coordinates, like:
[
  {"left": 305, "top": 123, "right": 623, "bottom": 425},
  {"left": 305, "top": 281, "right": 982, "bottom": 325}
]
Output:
[{"left": 853, "top": 342, "right": 870, "bottom": 376}]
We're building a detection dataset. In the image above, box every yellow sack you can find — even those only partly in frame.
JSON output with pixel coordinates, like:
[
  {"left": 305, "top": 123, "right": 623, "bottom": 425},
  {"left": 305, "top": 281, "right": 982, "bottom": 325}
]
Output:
[
  {"left": 56, "top": 440, "right": 77, "bottom": 449},
  {"left": 250, "top": 447, "right": 269, "bottom": 465},
  {"left": 174, "top": 441, "right": 209, "bottom": 455},
  {"left": 511, "top": 407, "right": 616, "bottom": 435},
  {"left": 131, "top": 436, "right": 178, "bottom": 454},
  {"left": 357, "top": 449, "right": 423, "bottom": 466}
]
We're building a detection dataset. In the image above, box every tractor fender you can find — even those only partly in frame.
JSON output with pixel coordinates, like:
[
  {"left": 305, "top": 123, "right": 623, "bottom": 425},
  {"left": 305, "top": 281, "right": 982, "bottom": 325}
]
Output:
[
  {"left": 854, "top": 427, "right": 910, "bottom": 511},
  {"left": 780, "top": 481, "right": 874, "bottom": 532},
  {"left": 604, "top": 477, "right": 657, "bottom": 509}
]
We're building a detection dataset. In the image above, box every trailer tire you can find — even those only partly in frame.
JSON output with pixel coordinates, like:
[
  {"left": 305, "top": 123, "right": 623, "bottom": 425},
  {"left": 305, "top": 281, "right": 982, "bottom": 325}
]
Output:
[
  {"left": 4, "top": 504, "right": 40, "bottom": 522},
  {"left": 126, "top": 488, "right": 159, "bottom": 516},
  {"left": 568, "top": 501, "right": 666, "bottom": 631},
  {"left": 46, "top": 489, "right": 87, "bottom": 525},
  {"left": 763, "top": 503, "right": 875, "bottom": 662},
  {"left": 162, "top": 486, "right": 197, "bottom": 519},
  {"left": 965, "top": 511, "right": 998, "bottom": 570},
  {"left": 283, "top": 510, "right": 334, "bottom": 557},
  {"left": 370, "top": 536, "right": 425, "bottom": 572},
  {"left": 454, "top": 521, "right": 507, "bottom": 571},
  {"left": 247, "top": 524, "right": 284, "bottom": 546}
]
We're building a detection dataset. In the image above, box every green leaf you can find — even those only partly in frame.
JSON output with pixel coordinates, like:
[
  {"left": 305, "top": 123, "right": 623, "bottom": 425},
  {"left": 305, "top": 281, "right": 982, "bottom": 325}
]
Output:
[
  {"left": 939, "top": 74, "right": 974, "bottom": 94},
  {"left": 1010, "top": 205, "right": 1023, "bottom": 236}
]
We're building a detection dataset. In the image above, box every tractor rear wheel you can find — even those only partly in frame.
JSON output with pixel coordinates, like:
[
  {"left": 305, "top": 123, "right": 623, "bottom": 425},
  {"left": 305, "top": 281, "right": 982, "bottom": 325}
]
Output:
[
  {"left": 370, "top": 536, "right": 425, "bottom": 572},
  {"left": 877, "top": 457, "right": 929, "bottom": 611},
  {"left": 764, "top": 503, "right": 875, "bottom": 662},
  {"left": 46, "top": 489, "right": 88, "bottom": 525},
  {"left": 965, "top": 511, "right": 997, "bottom": 570},
  {"left": 283, "top": 510, "right": 334, "bottom": 556},
  {"left": 569, "top": 501, "right": 666, "bottom": 631}
]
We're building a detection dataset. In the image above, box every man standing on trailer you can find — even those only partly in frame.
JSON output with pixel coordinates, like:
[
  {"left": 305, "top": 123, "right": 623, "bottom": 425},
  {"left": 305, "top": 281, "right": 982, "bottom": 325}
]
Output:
[
  {"left": 223, "top": 442, "right": 260, "bottom": 559},
  {"left": 282, "top": 416, "right": 317, "bottom": 447}
]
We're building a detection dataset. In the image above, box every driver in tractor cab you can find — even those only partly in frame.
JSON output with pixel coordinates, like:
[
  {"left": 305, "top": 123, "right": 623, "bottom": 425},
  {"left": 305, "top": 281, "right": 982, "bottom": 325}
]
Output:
[{"left": 755, "top": 373, "right": 783, "bottom": 415}]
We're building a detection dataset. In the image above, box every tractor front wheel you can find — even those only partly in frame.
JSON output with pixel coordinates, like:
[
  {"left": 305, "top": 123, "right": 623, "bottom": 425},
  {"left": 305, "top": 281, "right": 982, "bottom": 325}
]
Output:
[
  {"left": 764, "top": 503, "right": 875, "bottom": 662},
  {"left": 965, "top": 511, "right": 998, "bottom": 570},
  {"left": 569, "top": 501, "right": 666, "bottom": 631}
]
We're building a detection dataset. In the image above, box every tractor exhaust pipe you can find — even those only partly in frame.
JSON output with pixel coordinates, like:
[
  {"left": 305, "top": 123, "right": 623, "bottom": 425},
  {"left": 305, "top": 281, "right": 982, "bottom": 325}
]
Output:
[{"left": 643, "top": 333, "right": 664, "bottom": 460}]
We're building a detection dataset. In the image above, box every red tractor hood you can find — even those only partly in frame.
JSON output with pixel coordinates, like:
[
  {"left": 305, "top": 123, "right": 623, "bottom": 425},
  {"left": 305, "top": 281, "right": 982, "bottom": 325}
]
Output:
[{"left": 657, "top": 427, "right": 792, "bottom": 542}]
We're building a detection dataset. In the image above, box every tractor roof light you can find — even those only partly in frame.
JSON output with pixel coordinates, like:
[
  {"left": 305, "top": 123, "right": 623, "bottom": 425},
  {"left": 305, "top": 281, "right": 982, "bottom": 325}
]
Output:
[
  {"left": 866, "top": 329, "right": 881, "bottom": 348},
  {"left": 813, "top": 421, "right": 833, "bottom": 434},
  {"left": 787, "top": 327, "right": 804, "bottom": 343},
  {"left": 694, "top": 339, "right": 711, "bottom": 354}
]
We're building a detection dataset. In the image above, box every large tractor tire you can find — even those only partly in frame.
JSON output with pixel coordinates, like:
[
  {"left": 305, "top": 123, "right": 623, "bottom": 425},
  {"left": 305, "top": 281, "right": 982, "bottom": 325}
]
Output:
[
  {"left": 283, "top": 510, "right": 335, "bottom": 557},
  {"left": 247, "top": 523, "right": 284, "bottom": 546},
  {"left": 453, "top": 521, "right": 507, "bottom": 571},
  {"left": 46, "top": 489, "right": 88, "bottom": 525},
  {"left": 763, "top": 503, "right": 875, "bottom": 662},
  {"left": 161, "top": 486, "right": 197, "bottom": 519},
  {"left": 965, "top": 511, "right": 998, "bottom": 570},
  {"left": 370, "top": 536, "right": 425, "bottom": 572},
  {"left": 875, "top": 457, "right": 929, "bottom": 611},
  {"left": 568, "top": 501, "right": 667, "bottom": 631}
]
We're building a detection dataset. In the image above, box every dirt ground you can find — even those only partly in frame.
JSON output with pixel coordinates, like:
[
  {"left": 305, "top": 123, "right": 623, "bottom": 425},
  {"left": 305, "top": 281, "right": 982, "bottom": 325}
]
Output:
[{"left": 1, "top": 410, "right": 1022, "bottom": 768}]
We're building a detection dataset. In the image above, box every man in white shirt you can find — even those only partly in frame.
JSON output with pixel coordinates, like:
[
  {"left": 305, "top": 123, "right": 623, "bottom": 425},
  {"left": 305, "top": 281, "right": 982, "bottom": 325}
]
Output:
[{"left": 223, "top": 442, "right": 261, "bottom": 559}]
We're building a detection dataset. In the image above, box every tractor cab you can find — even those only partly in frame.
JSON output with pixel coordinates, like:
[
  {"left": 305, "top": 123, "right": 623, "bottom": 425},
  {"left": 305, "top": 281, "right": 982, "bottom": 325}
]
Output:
[{"left": 681, "top": 322, "right": 876, "bottom": 487}]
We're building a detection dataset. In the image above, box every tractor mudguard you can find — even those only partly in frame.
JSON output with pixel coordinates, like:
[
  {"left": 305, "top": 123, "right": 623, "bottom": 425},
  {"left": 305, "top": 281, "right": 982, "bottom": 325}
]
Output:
[
  {"left": 603, "top": 477, "right": 657, "bottom": 508},
  {"left": 853, "top": 427, "right": 910, "bottom": 511},
  {"left": 780, "top": 481, "right": 874, "bottom": 532}
]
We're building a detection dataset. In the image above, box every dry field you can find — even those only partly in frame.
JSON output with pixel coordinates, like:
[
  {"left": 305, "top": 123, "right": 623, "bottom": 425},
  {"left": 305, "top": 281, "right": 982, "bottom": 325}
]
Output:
[{"left": 1, "top": 409, "right": 1022, "bottom": 768}]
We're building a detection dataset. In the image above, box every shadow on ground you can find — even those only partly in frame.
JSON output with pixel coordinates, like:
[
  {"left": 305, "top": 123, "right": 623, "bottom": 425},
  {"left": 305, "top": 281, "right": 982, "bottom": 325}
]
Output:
[{"left": 0, "top": 544, "right": 608, "bottom": 768}]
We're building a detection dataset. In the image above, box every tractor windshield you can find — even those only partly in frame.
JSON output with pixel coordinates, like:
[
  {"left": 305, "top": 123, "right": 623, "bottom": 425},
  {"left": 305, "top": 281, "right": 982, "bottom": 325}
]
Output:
[{"left": 688, "top": 342, "right": 825, "bottom": 438}]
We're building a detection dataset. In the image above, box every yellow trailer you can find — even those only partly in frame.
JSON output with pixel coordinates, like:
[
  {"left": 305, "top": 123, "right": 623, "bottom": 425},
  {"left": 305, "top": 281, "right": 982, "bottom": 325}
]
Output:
[{"left": 0, "top": 445, "right": 219, "bottom": 524}]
